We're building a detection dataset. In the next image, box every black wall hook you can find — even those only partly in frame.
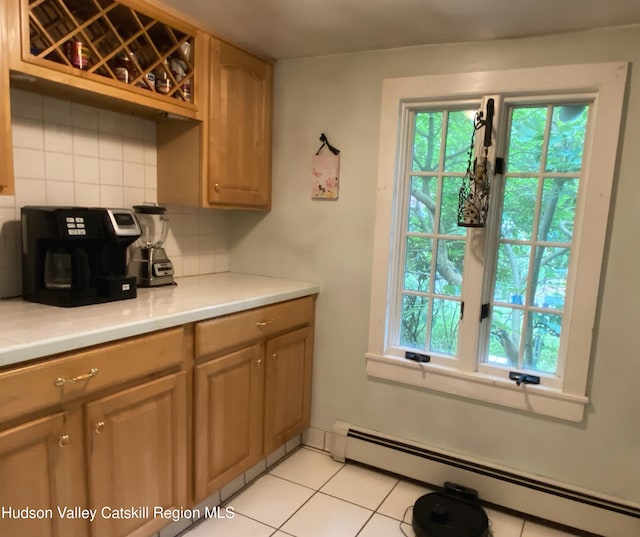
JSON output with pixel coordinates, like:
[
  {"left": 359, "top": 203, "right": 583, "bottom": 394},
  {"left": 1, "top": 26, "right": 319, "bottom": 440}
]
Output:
[{"left": 316, "top": 133, "right": 340, "bottom": 156}]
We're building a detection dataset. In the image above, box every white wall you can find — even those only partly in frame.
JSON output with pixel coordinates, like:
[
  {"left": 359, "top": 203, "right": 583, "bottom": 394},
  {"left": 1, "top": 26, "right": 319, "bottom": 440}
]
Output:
[
  {"left": 229, "top": 26, "right": 640, "bottom": 503},
  {"left": 0, "top": 90, "right": 229, "bottom": 298}
]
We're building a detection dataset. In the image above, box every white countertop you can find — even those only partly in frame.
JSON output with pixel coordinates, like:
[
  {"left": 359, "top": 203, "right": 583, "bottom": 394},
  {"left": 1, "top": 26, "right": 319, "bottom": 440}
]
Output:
[{"left": 0, "top": 272, "right": 320, "bottom": 369}]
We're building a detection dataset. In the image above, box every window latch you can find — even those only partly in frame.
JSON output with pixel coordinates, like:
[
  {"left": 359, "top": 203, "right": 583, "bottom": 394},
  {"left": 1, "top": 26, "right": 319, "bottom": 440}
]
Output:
[
  {"left": 405, "top": 351, "right": 430, "bottom": 363},
  {"left": 509, "top": 372, "right": 540, "bottom": 386}
]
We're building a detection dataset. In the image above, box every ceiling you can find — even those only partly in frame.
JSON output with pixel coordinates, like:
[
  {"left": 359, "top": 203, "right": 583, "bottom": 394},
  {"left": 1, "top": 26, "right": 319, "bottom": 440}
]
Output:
[{"left": 154, "top": 0, "right": 640, "bottom": 60}]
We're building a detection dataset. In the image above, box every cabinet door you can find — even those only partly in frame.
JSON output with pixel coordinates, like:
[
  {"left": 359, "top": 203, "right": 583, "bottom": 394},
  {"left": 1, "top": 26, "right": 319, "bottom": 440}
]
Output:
[
  {"left": 0, "top": 412, "right": 86, "bottom": 537},
  {"left": 0, "top": 0, "right": 14, "bottom": 195},
  {"left": 208, "top": 40, "right": 272, "bottom": 209},
  {"left": 264, "top": 327, "right": 313, "bottom": 453},
  {"left": 85, "top": 373, "right": 187, "bottom": 537},
  {"left": 194, "top": 344, "right": 264, "bottom": 501}
]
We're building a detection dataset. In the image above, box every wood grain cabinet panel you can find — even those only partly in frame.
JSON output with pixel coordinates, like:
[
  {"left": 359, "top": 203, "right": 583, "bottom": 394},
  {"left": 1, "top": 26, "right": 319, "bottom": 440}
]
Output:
[
  {"left": 194, "top": 344, "right": 264, "bottom": 499},
  {"left": 208, "top": 39, "right": 272, "bottom": 209},
  {"left": 193, "top": 297, "right": 316, "bottom": 504},
  {"left": 0, "top": 412, "right": 86, "bottom": 537},
  {"left": 0, "top": 327, "right": 184, "bottom": 423},
  {"left": 85, "top": 372, "right": 187, "bottom": 537},
  {"left": 194, "top": 297, "right": 315, "bottom": 358},
  {"left": 264, "top": 327, "right": 313, "bottom": 454},
  {"left": 0, "top": 0, "right": 14, "bottom": 196}
]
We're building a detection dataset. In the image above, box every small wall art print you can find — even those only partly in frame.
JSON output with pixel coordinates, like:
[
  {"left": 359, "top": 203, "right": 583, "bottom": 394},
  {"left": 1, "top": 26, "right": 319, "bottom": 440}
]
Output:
[{"left": 311, "top": 153, "right": 340, "bottom": 200}]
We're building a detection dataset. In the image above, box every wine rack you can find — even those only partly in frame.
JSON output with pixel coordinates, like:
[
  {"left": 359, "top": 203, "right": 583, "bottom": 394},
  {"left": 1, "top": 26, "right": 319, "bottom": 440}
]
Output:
[{"left": 26, "top": 0, "right": 196, "bottom": 104}]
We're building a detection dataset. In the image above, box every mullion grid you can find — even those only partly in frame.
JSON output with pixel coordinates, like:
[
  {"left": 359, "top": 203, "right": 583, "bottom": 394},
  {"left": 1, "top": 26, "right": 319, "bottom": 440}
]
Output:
[
  {"left": 399, "top": 110, "right": 463, "bottom": 355},
  {"left": 496, "top": 105, "right": 567, "bottom": 373}
]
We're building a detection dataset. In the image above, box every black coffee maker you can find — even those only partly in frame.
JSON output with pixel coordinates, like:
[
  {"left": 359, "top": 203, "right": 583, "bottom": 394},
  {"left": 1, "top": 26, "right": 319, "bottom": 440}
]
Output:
[{"left": 21, "top": 206, "right": 141, "bottom": 307}]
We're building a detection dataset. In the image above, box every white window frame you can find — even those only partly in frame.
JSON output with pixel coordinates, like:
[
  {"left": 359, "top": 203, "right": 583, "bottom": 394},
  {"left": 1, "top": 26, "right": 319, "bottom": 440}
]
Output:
[{"left": 366, "top": 62, "right": 628, "bottom": 422}]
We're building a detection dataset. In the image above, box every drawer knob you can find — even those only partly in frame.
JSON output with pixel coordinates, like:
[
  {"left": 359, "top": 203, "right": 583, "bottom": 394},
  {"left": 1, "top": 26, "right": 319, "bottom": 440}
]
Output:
[
  {"left": 95, "top": 421, "right": 105, "bottom": 434},
  {"left": 256, "top": 319, "right": 274, "bottom": 328},
  {"left": 58, "top": 434, "right": 70, "bottom": 448},
  {"left": 55, "top": 368, "right": 99, "bottom": 387}
]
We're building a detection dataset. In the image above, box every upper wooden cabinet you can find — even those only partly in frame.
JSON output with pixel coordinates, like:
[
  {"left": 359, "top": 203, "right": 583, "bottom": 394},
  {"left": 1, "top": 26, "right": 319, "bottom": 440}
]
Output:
[
  {"left": 208, "top": 39, "right": 272, "bottom": 209},
  {"left": 157, "top": 37, "right": 273, "bottom": 209},
  {"left": 0, "top": 0, "right": 14, "bottom": 196},
  {"left": 6, "top": 0, "right": 204, "bottom": 119}
]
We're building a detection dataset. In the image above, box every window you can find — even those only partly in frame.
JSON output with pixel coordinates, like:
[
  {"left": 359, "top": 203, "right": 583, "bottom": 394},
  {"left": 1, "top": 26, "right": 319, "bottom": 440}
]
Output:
[{"left": 367, "top": 63, "right": 628, "bottom": 421}]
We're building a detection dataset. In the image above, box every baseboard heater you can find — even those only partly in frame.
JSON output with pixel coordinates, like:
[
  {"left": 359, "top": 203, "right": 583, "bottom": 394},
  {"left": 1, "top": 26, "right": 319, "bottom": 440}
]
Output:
[{"left": 330, "top": 421, "right": 640, "bottom": 537}]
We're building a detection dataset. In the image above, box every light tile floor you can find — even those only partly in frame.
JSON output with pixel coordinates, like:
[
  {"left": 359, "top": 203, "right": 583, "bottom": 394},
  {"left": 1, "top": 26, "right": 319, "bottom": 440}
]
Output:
[{"left": 183, "top": 447, "right": 591, "bottom": 537}]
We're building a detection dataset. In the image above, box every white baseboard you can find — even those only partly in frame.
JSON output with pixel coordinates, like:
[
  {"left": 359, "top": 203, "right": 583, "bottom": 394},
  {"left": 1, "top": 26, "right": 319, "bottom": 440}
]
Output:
[{"left": 327, "top": 421, "right": 640, "bottom": 537}]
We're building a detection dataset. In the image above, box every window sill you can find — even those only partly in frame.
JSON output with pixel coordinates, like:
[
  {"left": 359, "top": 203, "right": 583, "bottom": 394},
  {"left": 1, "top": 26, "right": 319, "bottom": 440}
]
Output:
[{"left": 365, "top": 352, "right": 588, "bottom": 422}]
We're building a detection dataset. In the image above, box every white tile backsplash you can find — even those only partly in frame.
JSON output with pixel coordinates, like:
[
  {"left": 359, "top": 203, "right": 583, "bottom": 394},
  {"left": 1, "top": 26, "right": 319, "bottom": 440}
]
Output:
[
  {"left": 0, "top": 89, "right": 230, "bottom": 298},
  {"left": 71, "top": 102, "right": 99, "bottom": 131}
]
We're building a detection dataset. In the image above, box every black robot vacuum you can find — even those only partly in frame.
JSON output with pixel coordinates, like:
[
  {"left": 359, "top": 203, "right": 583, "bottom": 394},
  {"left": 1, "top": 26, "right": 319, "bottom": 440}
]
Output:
[{"left": 412, "top": 482, "right": 489, "bottom": 537}]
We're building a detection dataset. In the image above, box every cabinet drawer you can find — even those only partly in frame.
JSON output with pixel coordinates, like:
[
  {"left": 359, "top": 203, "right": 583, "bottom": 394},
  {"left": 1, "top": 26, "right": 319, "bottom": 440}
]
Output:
[
  {"left": 0, "top": 327, "right": 184, "bottom": 423},
  {"left": 195, "top": 296, "right": 315, "bottom": 358}
]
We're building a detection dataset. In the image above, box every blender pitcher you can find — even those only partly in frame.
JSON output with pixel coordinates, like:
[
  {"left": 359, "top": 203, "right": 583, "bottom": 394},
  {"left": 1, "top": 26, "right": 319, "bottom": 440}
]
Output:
[{"left": 128, "top": 203, "right": 175, "bottom": 287}]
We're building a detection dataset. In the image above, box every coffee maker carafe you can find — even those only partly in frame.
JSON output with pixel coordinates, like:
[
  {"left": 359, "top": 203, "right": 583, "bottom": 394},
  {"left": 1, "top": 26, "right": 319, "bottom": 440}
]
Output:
[
  {"left": 21, "top": 206, "right": 141, "bottom": 307},
  {"left": 128, "top": 203, "right": 175, "bottom": 287}
]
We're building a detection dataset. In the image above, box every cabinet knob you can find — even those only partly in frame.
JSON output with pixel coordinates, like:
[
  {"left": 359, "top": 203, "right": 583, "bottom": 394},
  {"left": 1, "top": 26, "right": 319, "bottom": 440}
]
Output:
[
  {"left": 256, "top": 358, "right": 262, "bottom": 367},
  {"left": 214, "top": 183, "right": 221, "bottom": 193},
  {"left": 95, "top": 421, "right": 105, "bottom": 434},
  {"left": 271, "top": 353, "right": 277, "bottom": 360},
  {"left": 58, "top": 434, "right": 70, "bottom": 448}
]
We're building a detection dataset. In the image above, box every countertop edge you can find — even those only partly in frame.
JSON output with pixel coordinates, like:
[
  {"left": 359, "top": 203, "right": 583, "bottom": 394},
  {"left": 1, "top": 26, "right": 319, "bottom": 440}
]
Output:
[{"left": 0, "top": 274, "right": 321, "bottom": 369}]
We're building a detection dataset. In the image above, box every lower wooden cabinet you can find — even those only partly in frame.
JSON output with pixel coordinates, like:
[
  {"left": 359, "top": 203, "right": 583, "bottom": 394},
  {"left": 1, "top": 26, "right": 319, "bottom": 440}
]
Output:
[
  {"left": 193, "top": 296, "right": 316, "bottom": 503},
  {"left": 194, "top": 345, "right": 265, "bottom": 499},
  {"left": 264, "top": 327, "right": 314, "bottom": 454},
  {"left": 0, "top": 329, "right": 187, "bottom": 537},
  {"left": 0, "top": 412, "right": 86, "bottom": 537},
  {"left": 0, "top": 296, "right": 316, "bottom": 537},
  {"left": 86, "top": 373, "right": 187, "bottom": 537}
]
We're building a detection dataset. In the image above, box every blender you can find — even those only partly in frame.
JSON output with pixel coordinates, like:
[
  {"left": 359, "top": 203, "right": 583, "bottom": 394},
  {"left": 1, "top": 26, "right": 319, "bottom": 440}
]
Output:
[{"left": 128, "top": 203, "right": 175, "bottom": 287}]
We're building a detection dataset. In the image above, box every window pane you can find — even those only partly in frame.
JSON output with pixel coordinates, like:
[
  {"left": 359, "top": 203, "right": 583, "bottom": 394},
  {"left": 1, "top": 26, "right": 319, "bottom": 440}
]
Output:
[
  {"left": 525, "top": 311, "right": 562, "bottom": 373},
  {"left": 485, "top": 102, "right": 588, "bottom": 377},
  {"left": 412, "top": 112, "right": 442, "bottom": 172},
  {"left": 444, "top": 110, "right": 476, "bottom": 172},
  {"left": 400, "top": 294, "right": 427, "bottom": 348},
  {"left": 507, "top": 107, "right": 547, "bottom": 173},
  {"left": 532, "top": 246, "right": 570, "bottom": 310},
  {"left": 545, "top": 105, "right": 588, "bottom": 173},
  {"left": 501, "top": 177, "right": 537, "bottom": 240},
  {"left": 434, "top": 239, "right": 464, "bottom": 296},
  {"left": 408, "top": 176, "right": 436, "bottom": 233},
  {"left": 430, "top": 299, "right": 460, "bottom": 356},
  {"left": 404, "top": 237, "right": 432, "bottom": 292},
  {"left": 493, "top": 244, "right": 531, "bottom": 305},
  {"left": 440, "top": 177, "right": 465, "bottom": 236},
  {"left": 538, "top": 178, "right": 578, "bottom": 243},
  {"left": 488, "top": 306, "right": 523, "bottom": 366}
]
